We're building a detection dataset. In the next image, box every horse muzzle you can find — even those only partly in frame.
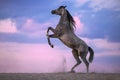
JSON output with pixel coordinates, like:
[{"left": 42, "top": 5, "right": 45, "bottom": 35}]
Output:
[{"left": 51, "top": 10, "right": 56, "bottom": 14}]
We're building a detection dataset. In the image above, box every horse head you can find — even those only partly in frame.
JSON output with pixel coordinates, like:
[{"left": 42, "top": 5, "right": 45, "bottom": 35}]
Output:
[{"left": 51, "top": 6, "right": 67, "bottom": 16}]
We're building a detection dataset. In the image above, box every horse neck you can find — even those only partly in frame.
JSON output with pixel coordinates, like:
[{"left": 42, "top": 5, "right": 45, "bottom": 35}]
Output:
[
  {"left": 58, "top": 13, "right": 74, "bottom": 33},
  {"left": 59, "top": 13, "right": 68, "bottom": 24}
]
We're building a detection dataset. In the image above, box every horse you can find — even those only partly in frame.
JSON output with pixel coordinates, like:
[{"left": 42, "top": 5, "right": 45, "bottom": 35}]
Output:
[{"left": 46, "top": 6, "right": 94, "bottom": 73}]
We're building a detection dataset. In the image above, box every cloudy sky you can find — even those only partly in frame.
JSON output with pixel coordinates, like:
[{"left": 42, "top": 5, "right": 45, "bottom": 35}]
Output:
[{"left": 0, "top": 0, "right": 120, "bottom": 73}]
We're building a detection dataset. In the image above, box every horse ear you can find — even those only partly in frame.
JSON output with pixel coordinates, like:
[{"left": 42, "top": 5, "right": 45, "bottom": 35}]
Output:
[{"left": 64, "top": 6, "right": 67, "bottom": 8}]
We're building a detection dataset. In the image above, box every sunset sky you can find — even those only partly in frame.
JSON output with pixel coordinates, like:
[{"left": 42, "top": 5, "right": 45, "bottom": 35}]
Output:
[{"left": 0, "top": 0, "right": 120, "bottom": 73}]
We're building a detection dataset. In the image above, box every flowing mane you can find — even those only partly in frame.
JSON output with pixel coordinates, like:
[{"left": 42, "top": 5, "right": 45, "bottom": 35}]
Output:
[{"left": 66, "top": 10, "right": 76, "bottom": 32}]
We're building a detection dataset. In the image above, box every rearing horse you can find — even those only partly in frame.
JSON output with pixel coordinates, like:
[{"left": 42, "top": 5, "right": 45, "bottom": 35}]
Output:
[{"left": 46, "top": 6, "right": 94, "bottom": 73}]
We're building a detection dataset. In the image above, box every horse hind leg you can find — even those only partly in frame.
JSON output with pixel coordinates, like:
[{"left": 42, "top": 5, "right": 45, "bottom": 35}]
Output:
[
  {"left": 80, "top": 52, "right": 89, "bottom": 73},
  {"left": 71, "top": 49, "right": 81, "bottom": 73}
]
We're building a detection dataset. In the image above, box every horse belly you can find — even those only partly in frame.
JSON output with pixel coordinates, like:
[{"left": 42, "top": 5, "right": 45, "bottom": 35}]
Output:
[{"left": 59, "top": 34, "right": 79, "bottom": 49}]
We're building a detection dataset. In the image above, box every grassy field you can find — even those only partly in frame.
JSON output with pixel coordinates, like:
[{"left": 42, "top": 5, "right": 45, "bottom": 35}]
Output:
[{"left": 0, "top": 73, "right": 120, "bottom": 80}]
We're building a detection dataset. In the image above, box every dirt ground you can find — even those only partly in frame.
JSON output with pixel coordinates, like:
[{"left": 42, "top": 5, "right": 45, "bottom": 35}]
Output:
[{"left": 0, "top": 73, "right": 120, "bottom": 80}]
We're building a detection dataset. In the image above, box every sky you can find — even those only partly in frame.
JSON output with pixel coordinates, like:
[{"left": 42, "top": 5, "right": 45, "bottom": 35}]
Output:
[{"left": 0, "top": 0, "right": 120, "bottom": 73}]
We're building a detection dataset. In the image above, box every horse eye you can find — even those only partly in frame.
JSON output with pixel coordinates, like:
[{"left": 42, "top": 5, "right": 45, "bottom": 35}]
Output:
[{"left": 58, "top": 8, "right": 61, "bottom": 10}]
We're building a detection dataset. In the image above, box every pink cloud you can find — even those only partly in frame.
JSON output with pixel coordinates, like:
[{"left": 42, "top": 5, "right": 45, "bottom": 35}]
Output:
[
  {"left": 0, "top": 18, "right": 18, "bottom": 33},
  {"left": 73, "top": 16, "right": 83, "bottom": 29},
  {"left": 73, "top": 16, "right": 85, "bottom": 34}
]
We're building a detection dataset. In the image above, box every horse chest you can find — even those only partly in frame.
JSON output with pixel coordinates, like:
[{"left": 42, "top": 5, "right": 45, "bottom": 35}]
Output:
[{"left": 56, "top": 25, "right": 66, "bottom": 31}]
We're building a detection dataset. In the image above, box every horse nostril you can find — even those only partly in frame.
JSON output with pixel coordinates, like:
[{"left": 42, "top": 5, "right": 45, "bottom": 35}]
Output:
[{"left": 51, "top": 10, "right": 56, "bottom": 14}]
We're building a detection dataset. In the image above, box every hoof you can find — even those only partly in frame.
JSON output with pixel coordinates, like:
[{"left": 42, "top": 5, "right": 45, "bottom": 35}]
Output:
[
  {"left": 51, "top": 45, "right": 54, "bottom": 48},
  {"left": 70, "top": 70, "right": 76, "bottom": 73}
]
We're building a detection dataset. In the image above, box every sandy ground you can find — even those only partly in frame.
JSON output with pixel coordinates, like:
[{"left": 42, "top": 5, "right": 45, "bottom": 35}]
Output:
[{"left": 0, "top": 73, "right": 120, "bottom": 80}]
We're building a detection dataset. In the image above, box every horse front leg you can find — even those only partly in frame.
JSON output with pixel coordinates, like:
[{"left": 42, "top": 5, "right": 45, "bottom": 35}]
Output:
[
  {"left": 47, "top": 36, "right": 54, "bottom": 48},
  {"left": 46, "top": 27, "right": 57, "bottom": 48}
]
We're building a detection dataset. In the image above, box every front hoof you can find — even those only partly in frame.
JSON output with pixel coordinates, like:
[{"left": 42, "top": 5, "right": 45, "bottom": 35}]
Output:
[{"left": 51, "top": 45, "right": 54, "bottom": 48}]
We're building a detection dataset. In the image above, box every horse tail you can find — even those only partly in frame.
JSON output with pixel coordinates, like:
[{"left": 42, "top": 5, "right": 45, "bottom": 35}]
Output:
[{"left": 88, "top": 46, "right": 94, "bottom": 63}]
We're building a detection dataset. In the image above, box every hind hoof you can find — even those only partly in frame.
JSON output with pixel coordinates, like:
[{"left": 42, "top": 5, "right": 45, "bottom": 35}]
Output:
[{"left": 70, "top": 70, "right": 76, "bottom": 73}]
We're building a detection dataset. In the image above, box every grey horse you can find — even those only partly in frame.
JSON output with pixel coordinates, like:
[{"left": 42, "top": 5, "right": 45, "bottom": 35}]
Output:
[{"left": 46, "top": 6, "right": 94, "bottom": 73}]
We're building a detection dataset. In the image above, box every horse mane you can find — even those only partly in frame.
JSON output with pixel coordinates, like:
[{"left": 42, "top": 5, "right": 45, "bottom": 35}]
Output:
[{"left": 66, "top": 10, "right": 76, "bottom": 32}]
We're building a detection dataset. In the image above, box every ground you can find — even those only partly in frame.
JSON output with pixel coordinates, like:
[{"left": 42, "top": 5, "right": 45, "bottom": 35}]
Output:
[{"left": 0, "top": 73, "right": 120, "bottom": 80}]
